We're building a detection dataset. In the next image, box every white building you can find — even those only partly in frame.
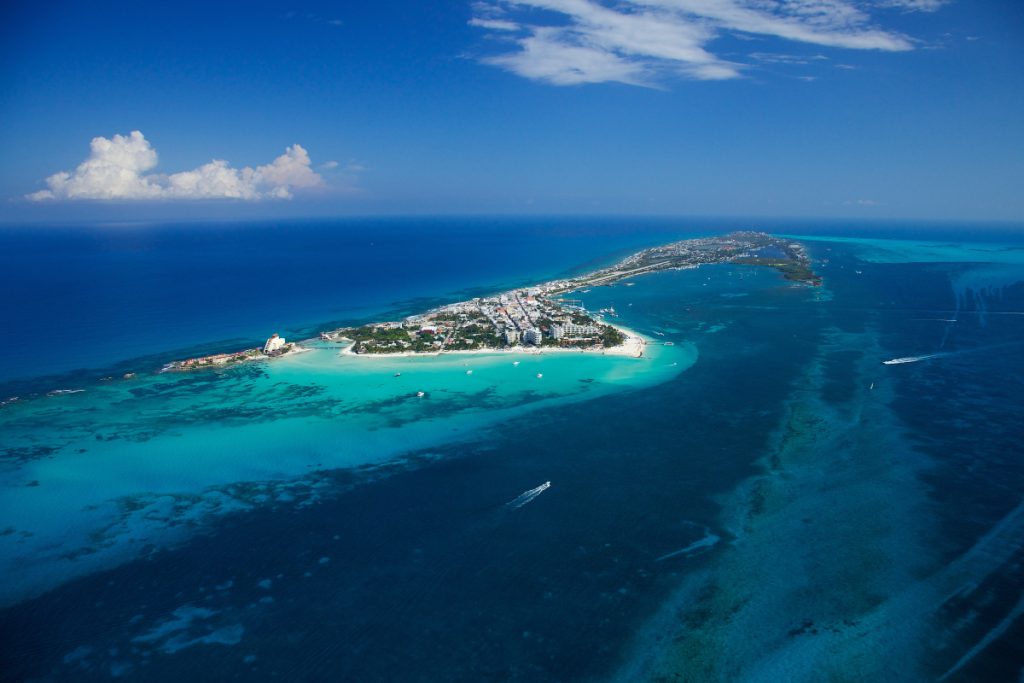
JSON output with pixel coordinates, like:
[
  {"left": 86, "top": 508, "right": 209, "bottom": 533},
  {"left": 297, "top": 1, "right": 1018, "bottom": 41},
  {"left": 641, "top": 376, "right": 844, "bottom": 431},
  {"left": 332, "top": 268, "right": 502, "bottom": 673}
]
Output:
[
  {"left": 550, "top": 324, "right": 564, "bottom": 340},
  {"left": 523, "top": 328, "right": 543, "bottom": 346},
  {"left": 562, "top": 323, "right": 599, "bottom": 337},
  {"left": 504, "top": 329, "right": 520, "bottom": 345},
  {"left": 263, "top": 333, "right": 287, "bottom": 354}
]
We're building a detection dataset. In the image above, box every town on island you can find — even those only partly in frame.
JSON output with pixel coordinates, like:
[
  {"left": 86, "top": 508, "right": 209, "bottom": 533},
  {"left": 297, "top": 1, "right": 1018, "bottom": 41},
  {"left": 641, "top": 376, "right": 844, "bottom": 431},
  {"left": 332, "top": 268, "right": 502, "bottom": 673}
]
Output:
[{"left": 163, "top": 232, "right": 819, "bottom": 371}]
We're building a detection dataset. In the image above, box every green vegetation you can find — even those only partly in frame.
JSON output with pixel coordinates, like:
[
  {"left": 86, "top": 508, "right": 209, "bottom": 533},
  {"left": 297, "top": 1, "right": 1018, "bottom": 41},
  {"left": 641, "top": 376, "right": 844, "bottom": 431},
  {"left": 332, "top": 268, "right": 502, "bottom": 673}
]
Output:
[
  {"left": 734, "top": 257, "right": 821, "bottom": 284},
  {"left": 600, "top": 326, "right": 625, "bottom": 347},
  {"left": 348, "top": 326, "right": 409, "bottom": 343},
  {"left": 349, "top": 325, "right": 416, "bottom": 354},
  {"left": 569, "top": 312, "right": 592, "bottom": 325}
]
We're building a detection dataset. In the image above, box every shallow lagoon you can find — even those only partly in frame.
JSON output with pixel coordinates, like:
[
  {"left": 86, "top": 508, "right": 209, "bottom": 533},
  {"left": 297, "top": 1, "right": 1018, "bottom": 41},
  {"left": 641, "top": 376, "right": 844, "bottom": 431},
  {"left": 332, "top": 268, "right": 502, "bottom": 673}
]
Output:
[{"left": 0, "top": 335, "right": 690, "bottom": 606}]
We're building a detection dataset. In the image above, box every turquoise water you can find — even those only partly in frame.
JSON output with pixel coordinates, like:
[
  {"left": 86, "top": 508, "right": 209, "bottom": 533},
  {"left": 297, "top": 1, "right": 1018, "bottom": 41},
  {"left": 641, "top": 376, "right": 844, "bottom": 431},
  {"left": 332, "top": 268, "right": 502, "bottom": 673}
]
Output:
[
  {"left": 785, "top": 233, "right": 1024, "bottom": 264},
  {"left": 2, "top": 223, "right": 1023, "bottom": 682},
  {"left": 1, "top": 338, "right": 690, "bottom": 606}
]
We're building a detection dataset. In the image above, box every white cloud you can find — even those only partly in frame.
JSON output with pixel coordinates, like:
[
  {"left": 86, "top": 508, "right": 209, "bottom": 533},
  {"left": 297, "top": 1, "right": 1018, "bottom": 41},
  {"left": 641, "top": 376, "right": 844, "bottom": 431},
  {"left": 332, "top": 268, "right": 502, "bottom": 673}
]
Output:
[
  {"left": 28, "top": 132, "right": 326, "bottom": 201},
  {"left": 469, "top": 17, "right": 521, "bottom": 31},
  {"left": 471, "top": 0, "right": 935, "bottom": 87},
  {"left": 874, "top": 0, "right": 949, "bottom": 12}
]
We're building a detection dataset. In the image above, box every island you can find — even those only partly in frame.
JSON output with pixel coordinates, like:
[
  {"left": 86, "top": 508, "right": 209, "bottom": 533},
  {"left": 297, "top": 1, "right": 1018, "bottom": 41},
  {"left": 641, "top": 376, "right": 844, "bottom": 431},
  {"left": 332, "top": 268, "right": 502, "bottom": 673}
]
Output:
[
  {"left": 162, "top": 333, "right": 296, "bottom": 371},
  {"left": 158, "top": 232, "right": 819, "bottom": 368},
  {"left": 321, "top": 231, "right": 819, "bottom": 357}
]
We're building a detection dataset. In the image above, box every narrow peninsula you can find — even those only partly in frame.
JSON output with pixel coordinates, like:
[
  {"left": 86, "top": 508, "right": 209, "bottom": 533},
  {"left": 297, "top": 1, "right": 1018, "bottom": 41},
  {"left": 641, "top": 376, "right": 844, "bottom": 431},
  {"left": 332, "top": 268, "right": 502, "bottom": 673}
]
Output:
[
  {"left": 323, "top": 231, "right": 819, "bottom": 357},
  {"left": 164, "top": 232, "right": 818, "bottom": 368}
]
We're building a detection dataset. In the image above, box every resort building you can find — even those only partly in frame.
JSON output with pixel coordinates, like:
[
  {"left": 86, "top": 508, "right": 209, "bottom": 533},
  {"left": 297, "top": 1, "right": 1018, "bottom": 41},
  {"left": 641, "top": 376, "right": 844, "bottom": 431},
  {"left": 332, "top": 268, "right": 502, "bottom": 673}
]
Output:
[
  {"left": 263, "top": 333, "right": 286, "bottom": 354},
  {"left": 561, "top": 323, "right": 599, "bottom": 337},
  {"left": 504, "top": 329, "right": 520, "bottom": 345},
  {"left": 523, "top": 328, "right": 543, "bottom": 346}
]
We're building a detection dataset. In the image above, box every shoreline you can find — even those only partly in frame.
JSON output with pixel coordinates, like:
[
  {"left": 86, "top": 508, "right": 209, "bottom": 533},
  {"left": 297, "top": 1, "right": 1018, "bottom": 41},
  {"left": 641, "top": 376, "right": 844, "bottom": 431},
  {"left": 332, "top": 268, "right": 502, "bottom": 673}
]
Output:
[{"left": 6, "top": 232, "right": 811, "bottom": 392}]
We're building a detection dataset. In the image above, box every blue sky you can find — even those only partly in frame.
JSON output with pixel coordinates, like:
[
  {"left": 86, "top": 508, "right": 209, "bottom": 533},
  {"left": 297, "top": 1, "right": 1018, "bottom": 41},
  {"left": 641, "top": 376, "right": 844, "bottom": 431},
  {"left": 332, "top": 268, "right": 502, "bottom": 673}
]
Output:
[{"left": 1, "top": 0, "right": 1022, "bottom": 222}]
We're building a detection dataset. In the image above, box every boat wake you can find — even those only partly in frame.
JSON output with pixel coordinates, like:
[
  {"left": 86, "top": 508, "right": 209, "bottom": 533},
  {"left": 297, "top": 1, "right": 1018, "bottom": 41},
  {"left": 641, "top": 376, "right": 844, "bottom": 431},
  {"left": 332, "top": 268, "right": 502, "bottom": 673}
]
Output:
[
  {"left": 655, "top": 527, "right": 720, "bottom": 562},
  {"left": 883, "top": 341, "right": 1023, "bottom": 366},
  {"left": 881, "top": 353, "right": 948, "bottom": 365},
  {"left": 506, "top": 481, "right": 551, "bottom": 509}
]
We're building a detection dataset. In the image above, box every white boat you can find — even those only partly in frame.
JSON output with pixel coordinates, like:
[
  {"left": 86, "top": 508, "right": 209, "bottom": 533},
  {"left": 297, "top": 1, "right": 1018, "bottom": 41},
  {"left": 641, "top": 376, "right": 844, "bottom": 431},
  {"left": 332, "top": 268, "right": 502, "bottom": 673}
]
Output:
[
  {"left": 394, "top": 372, "right": 401, "bottom": 377},
  {"left": 882, "top": 356, "right": 923, "bottom": 365},
  {"left": 47, "top": 388, "right": 85, "bottom": 397},
  {"left": 882, "top": 353, "right": 945, "bottom": 365},
  {"left": 466, "top": 369, "right": 473, "bottom": 375},
  {"left": 513, "top": 361, "right": 520, "bottom": 366},
  {"left": 536, "top": 373, "right": 543, "bottom": 378},
  {"left": 416, "top": 391, "right": 425, "bottom": 397}
]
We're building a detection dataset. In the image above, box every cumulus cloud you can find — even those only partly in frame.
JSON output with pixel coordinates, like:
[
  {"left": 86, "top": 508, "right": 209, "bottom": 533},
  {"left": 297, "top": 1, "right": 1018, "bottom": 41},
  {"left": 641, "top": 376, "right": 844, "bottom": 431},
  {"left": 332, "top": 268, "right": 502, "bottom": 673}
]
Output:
[
  {"left": 470, "top": 0, "right": 943, "bottom": 87},
  {"left": 28, "top": 131, "right": 326, "bottom": 201}
]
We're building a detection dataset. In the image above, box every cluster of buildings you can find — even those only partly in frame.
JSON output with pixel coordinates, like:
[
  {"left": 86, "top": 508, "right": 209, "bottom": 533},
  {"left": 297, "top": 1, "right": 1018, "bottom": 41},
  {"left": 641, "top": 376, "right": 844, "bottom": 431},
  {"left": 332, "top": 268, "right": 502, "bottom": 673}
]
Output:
[
  {"left": 332, "top": 281, "right": 619, "bottom": 355},
  {"left": 424, "top": 283, "right": 611, "bottom": 350}
]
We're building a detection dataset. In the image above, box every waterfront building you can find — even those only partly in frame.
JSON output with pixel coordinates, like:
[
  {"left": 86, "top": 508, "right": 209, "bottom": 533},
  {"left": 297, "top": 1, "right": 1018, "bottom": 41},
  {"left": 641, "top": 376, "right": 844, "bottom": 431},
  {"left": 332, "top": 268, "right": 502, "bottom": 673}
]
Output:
[
  {"left": 562, "top": 323, "right": 599, "bottom": 337},
  {"left": 263, "top": 333, "right": 286, "bottom": 354},
  {"left": 550, "top": 324, "right": 564, "bottom": 340},
  {"left": 504, "top": 329, "right": 520, "bottom": 345},
  {"left": 523, "top": 328, "right": 543, "bottom": 346}
]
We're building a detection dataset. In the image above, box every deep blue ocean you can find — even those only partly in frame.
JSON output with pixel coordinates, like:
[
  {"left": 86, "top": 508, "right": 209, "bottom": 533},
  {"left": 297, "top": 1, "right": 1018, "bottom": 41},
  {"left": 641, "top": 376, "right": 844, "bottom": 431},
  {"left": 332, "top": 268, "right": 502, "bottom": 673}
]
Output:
[
  {"left": 1, "top": 217, "right": 1023, "bottom": 682},
  {"left": 1, "top": 217, "right": 701, "bottom": 390}
]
